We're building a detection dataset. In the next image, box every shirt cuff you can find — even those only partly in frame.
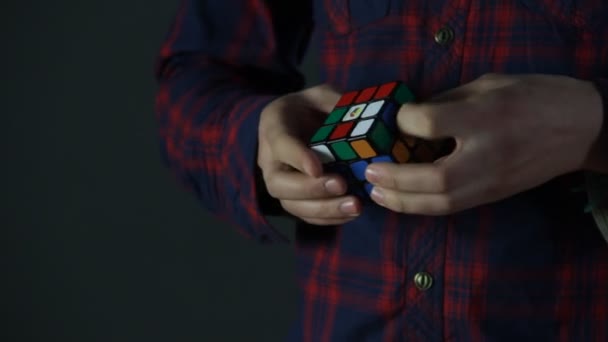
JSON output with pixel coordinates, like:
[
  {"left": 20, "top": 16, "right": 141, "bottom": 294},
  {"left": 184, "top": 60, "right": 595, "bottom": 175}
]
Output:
[{"left": 222, "top": 95, "right": 291, "bottom": 244}]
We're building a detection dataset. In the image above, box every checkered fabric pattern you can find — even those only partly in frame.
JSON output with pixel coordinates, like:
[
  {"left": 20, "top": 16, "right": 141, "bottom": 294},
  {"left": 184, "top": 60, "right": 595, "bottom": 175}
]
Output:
[{"left": 155, "top": 1, "right": 608, "bottom": 340}]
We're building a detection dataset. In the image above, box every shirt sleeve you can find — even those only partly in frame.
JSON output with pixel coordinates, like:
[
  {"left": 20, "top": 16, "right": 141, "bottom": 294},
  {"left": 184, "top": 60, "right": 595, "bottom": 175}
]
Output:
[{"left": 154, "top": 0, "right": 313, "bottom": 244}]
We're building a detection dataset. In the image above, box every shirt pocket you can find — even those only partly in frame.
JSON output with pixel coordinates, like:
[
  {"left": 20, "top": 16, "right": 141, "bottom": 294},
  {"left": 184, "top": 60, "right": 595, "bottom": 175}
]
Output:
[{"left": 313, "top": 0, "right": 396, "bottom": 35}]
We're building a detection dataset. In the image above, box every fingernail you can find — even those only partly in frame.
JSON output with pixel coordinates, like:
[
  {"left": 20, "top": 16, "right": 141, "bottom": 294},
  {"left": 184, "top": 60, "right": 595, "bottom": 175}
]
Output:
[
  {"left": 371, "top": 187, "right": 385, "bottom": 205},
  {"left": 324, "top": 179, "right": 343, "bottom": 195},
  {"left": 339, "top": 200, "right": 359, "bottom": 216},
  {"left": 365, "top": 167, "right": 382, "bottom": 183}
]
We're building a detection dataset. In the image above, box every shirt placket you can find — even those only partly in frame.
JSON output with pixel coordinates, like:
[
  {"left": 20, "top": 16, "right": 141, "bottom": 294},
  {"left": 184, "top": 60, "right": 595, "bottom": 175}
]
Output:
[{"left": 401, "top": 0, "right": 469, "bottom": 340}]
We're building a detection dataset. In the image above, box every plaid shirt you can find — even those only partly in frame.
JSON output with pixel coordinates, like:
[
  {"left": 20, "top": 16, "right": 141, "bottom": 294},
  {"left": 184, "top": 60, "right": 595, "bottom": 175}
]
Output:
[{"left": 155, "top": 0, "right": 608, "bottom": 341}]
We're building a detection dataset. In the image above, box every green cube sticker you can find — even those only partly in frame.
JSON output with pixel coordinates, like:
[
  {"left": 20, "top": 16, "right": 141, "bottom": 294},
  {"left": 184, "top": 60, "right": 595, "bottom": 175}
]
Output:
[
  {"left": 325, "top": 108, "right": 348, "bottom": 124},
  {"left": 369, "top": 122, "right": 393, "bottom": 154},
  {"left": 330, "top": 141, "right": 358, "bottom": 161},
  {"left": 394, "top": 84, "right": 415, "bottom": 104},
  {"left": 310, "top": 125, "right": 334, "bottom": 143}
]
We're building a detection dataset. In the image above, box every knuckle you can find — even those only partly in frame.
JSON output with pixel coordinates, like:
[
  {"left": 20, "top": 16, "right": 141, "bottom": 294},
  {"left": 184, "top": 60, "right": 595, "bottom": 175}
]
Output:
[
  {"left": 432, "top": 167, "right": 452, "bottom": 192},
  {"left": 309, "top": 179, "right": 327, "bottom": 197},
  {"left": 382, "top": 192, "right": 406, "bottom": 214},
  {"left": 282, "top": 200, "right": 308, "bottom": 218},
  {"left": 418, "top": 110, "right": 439, "bottom": 137},
  {"left": 264, "top": 178, "right": 279, "bottom": 198},
  {"left": 312, "top": 83, "right": 330, "bottom": 93},
  {"left": 264, "top": 129, "right": 283, "bottom": 147},
  {"left": 313, "top": 203, "right": 333, "bottom": 218},
  {"left": 389, "top": 175, "right": 399, "bottom": 190},
  {"left": 292, "top": 201, "right": 328, "bottom": 218},
  {"left": 306, "top": 83, "right": 335, "bottom": 98},
  {"left": 397, "top": 198, "right": 409, "bottom": 214},
  {"left": 479, "top": 73, "right": 500, "bottom": 81},
  {"left": 266, "top": 187, "right": 279, "bottom": 199},
  {"left": 398, "top": 104, "right": 438, "bottom": 137},
  {"left": 476, "top": 73, "right": 503, "bottom": 91},
  {"left": 280, "top": 199, "right": 294, "bottom": 213},
  {"left": 261, "top": 101, "right": 283, "bottom": 123},
  {"left": 379, "top": 170, "right": 397, "bottom": 189},
  {"left": 435, "top": 195, "right": 456, "bottom": 215}
]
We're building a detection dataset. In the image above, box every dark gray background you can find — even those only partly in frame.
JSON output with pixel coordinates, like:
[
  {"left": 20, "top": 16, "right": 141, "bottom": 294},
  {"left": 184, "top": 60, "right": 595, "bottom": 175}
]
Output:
[{"left": 2, "top": 1, "right": 318, "bottom": 341}]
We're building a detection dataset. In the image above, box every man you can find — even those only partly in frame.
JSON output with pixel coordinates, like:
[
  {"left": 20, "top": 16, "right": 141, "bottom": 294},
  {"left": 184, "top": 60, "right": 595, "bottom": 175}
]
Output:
[{"left": 155, "top": 0, "right": 608, "bottom": 340}]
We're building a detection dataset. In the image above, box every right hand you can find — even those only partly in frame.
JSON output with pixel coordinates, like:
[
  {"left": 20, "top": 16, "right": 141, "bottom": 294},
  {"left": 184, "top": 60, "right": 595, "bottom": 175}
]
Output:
[{"left": 257, "top": 84, "right": 362, "bottom": 226}]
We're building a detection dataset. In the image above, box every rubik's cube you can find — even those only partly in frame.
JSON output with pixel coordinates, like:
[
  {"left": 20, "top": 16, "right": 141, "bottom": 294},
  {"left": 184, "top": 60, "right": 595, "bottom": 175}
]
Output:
[{"left": 308, "top": 81, "right": 442, "bottom": 199}]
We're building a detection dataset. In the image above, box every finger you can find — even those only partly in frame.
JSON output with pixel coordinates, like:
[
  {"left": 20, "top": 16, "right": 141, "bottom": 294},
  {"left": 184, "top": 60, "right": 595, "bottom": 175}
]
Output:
[
  {"left": 281, "top": 196, "right": 362, "bottom": 219},
  {"left": 365, "top": 163, "right": 453, "bottom": 193},
  {"left": 365, "top": 151, "right": 468, "bottom": 194},
  {"left": 297, "top": 216, "right": 358, "bottom": 226},
  {"left": 302, "top": 84, "right": 343, "bottom": 113},
  {"left": 267, "top": 132, "right": 324, "bottom": 177},
  {"left": 264, "top": 169, "right": 348, "bottom": 200},
  {"left": 369, "top": 184, "right": 481, "bottom": 216},
  {"left": 397, "top": 101, "right": 473, "bottom": 139}
]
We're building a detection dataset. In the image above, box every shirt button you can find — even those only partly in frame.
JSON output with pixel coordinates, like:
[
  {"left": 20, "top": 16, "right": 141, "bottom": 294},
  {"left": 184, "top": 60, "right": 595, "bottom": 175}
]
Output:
[
  {"left": 414, "top": 272, "right": 434, "bottom": 291},
  {"left": 434, "top": 26, "right": 454, "bottom": 46}
]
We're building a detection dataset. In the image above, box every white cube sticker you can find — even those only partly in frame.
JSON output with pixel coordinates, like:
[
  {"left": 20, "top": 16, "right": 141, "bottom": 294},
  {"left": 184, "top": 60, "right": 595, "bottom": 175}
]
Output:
[
  {"left": 351, "top": 119, "right": 374, "bottom": 137},
  {"left": 342, "top": 104, "right": 366, "bottom": 121},
  {"left": 311, "top": 144, "right": 335, "bottom": 163},
  {"left": 361, "top": 100, "right": 384, "bottom": 118}
]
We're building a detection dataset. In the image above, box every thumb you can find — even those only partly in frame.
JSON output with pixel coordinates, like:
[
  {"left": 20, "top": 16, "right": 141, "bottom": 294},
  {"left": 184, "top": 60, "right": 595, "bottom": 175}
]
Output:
[
  {"left": 269, "top": 131, "right": 324, "bottom": 177},
  {"left": 397, "top": 102, "right": 469, "bottom": 139},
  {"left": 301, "top": 83, "right": 343, "bottom": 114}
]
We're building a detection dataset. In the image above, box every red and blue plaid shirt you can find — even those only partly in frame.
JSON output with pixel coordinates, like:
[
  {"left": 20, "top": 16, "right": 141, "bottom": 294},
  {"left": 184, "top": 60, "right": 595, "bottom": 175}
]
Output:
[{"left": 155, "top": 0, "right": 608, "bottom": 340}]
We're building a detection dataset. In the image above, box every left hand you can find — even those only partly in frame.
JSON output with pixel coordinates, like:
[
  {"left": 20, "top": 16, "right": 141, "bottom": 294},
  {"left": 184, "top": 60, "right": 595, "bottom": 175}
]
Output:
[{"left": 365, "top": 73, "right": 604, "bottom": 215}]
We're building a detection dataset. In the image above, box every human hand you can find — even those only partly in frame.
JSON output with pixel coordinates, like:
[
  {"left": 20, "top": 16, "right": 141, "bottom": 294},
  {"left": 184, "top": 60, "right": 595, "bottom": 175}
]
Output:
[
  {"left": 257, "top": 85, "right": 362, "bottom": 225},
  {"left": 365, "top": 74, "right": 604, "bottom": 215}
]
